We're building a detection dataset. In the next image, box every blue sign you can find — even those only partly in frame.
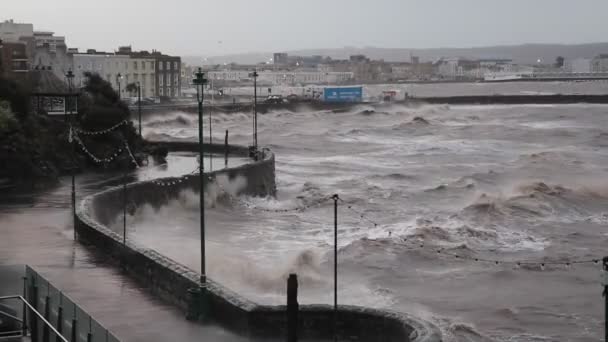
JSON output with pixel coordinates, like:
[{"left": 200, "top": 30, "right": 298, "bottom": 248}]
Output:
[{"left": 323, "top": 87, "right": 363, "bottom": 103}]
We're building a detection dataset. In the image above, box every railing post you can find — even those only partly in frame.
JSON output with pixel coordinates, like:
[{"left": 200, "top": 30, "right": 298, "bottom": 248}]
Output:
[
  {"left": 30, "top": 285, "right": 39, "bottom": 342},
  {"left": 56, "top": 293, "right": 63, "bottom": 342},
  {"left": 43, "top": 295, "right": 50, "bottom": 342},
  {"left": 71, "top": 303, "right": 77, "bottom": 342},
  {"left": 86, "top": 316, "right": 92, "bottom": 342},
  {"left": 287, "top": 274, "right": 298, "bottom": 342},
  {"left": 22, "top": 277, "right": 28, "bottom": 336},
  {"left": 71, "top": 318, "right": 77, "bottom": 342}
]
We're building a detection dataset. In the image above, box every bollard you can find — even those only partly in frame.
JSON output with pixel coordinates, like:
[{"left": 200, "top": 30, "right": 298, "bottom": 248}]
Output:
[
  {"left": 603, "top": 257, "right": 608, "bottom": 342},
  {"left": 186, "top": 287, "right": 201, "bottom": 321},
  {"left": 185, "top": 285, "right": 210, "bottom": 321},
  {"left": 224, "top": 130, "right": 229, "bottom": 168},
  {"left": 287, "top": 274, "right": 298, "bottom": 342}
]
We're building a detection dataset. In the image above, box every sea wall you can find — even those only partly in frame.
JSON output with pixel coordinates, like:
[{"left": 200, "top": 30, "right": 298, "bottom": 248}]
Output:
[
  {"left": 409, "top": 94, "right": 608, "bottom": 105},
  {"left": 135, "top": 93, "right": 608, "bottom": 116},
  {"left": 75, "top": 143, "right": 441, "bottom": 341}
]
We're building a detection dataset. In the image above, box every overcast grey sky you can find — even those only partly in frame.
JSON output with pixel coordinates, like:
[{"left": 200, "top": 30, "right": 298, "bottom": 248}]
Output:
[{"left": 5, "top": 0, "right": 608, "bottom": 56}]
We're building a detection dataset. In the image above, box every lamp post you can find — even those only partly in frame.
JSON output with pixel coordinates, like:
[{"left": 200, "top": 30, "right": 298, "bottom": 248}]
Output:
[
  {"left": 251, "top": 70, "right": 259, "bottom": 151},
  {"left": 209, "top": 76, "right": 214, "bottom": 171},
  {"left": 66, "top": 70, "right": 76, "bottom": 240},
  {"left": 136, "top": 81, "right": 142, "bottom": 138},
  {"left": 117, "top": 73, "right": 123, "bottom": 99},
  {"left": 193, "top": 68, "right": 208, "bottom": 284}
]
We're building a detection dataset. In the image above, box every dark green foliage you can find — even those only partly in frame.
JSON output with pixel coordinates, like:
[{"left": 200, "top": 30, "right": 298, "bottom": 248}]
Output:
[
  {"left": 0, "top": 77, "right": 30, "bottom": 119},
  {"left": 0, "top": 73, "right": 144, "bottom": 183}
]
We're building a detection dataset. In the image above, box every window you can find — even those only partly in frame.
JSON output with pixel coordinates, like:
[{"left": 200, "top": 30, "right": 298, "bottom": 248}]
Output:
[
  {"left": 159, "top": 88, "right": 163, "bottom": 96},
  {"left": 159, "top": 77, "right": 163, "bottom": 86},
  {"left": 159, "top": 62, "right": 163, "bottom": 71},
  {"left": 173, "top": 61, "right": 178, "bottom": 69},
  {"left": 164, "top": 61, "right": 168, "bottom": 70},
  {"left": 174, "top": 77, "right": 178, "bottom": 86},
  {"left": 150, "top": 61, "right": 154, "bottom": 69},
  {"left": 133, "top": 61, "right": 138, "bottom": 70},
  {"left": 142, "top": 62, "right": 145, "bottom": 70}
]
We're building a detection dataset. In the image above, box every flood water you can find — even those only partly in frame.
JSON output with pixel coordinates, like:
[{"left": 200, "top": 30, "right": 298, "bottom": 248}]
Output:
[{"left": 135, "top": 99, "right": 608, "bottom": 341}]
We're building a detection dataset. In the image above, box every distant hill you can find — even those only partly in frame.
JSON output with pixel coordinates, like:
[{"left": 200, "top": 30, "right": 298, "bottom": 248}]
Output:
[{"left": 183, "top": 43, "right": 608, "bottom": 66}]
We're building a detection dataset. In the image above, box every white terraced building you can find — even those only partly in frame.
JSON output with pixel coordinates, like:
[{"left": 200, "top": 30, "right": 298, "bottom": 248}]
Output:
[
  {"left": 206, "top": 69, "right": 353, "bottom": 85},
  {"left": 73, "top": 53, "right": 156, "bottom": 98}
]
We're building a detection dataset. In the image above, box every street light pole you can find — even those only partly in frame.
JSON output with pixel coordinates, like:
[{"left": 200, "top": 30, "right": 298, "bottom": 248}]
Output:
[
  {"left": 137, "top": 81, "right": 142, "bottom": 138},
  {"left": 66, "top": 70, "right": 76, "bottom": 240},
  {"left": 332, "top": 194, "right": 339, "bottom": 342},
  {"left": 209, "top": 78, "right": 213, "bottom": 171},
  {"left": 193, "top": 68, "right": 208, "bottom": 284},
  {"left": 252, "top": 70, "right": 259, "bottom": 151},
  {"left": 117, "top": 73, "right": 123, "bottom": 100}
]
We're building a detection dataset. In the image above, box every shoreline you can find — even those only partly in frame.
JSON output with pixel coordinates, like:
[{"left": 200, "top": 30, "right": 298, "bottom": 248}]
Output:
[{"left": 135, "top": 94, "right": 608, "bottom": 115}]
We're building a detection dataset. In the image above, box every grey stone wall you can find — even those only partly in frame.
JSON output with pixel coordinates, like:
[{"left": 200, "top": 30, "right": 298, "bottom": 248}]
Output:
[{"left": 75, "top": 144, "right": 441, "bottom": 342}]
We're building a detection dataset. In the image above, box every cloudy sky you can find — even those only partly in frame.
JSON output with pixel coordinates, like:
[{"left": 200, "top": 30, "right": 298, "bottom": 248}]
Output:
[{"left": 5, "top": 0, "right": 608, "bottom": 56}]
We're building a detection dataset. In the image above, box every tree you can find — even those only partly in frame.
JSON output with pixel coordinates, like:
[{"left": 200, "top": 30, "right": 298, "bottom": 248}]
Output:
[
  {"left": 76, "top": 72, "right": 141, "bottom": 169},
  {"left": 0, "top": 77, "right": 30, "bottom": 120},
  {"left": 555, "top": 56, "right": 565, "bottom": 68},
  {"left": 79, "top": 72, "right": 131, "bottom": 127},
  {"left": 126, "top": 82, "right": 138, "bottom": 97}
]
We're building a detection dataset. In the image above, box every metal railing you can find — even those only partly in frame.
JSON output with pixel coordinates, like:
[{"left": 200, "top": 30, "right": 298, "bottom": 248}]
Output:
[
  {"left": 23, "top": 266, "right": 121, "bottom": 342},
  {"left": 0, "top": 295, "right": 68, "bottom": 341}
]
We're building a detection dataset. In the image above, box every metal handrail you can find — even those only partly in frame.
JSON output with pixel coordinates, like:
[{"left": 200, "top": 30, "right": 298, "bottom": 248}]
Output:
[
  {"left": 0, "top": 309, "right": 22, "bottom": 324},
  {"left": 0, "top": 295, "right": 69, "bottom": 342}
]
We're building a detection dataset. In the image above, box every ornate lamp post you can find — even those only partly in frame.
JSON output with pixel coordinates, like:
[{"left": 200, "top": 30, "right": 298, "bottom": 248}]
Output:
[
  {"left": 193, "top": 68, "right": 208, "bottom": 283},
  {"left": 251, "top": 70, "right": 259, "bottom": 151},
  {"left": 117, "top": 73, "right": 123, "bottom": 99},
  {"left": 66, "top": 70, "right": 76, "bottom": 239},
  {"left": 136, "top": 81, "right": 142, "bottom": 137}
]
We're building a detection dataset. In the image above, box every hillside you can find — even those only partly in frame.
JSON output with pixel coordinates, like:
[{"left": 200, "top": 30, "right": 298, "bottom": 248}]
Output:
[{"left": 183, "top": 42, "right": 608, "bottom": 66}]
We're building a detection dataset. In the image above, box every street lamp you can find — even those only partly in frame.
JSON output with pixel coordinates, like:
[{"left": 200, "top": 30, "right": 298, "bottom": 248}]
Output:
[
  {"left": 250, "top": 70, "right": 259, "bottom": 151},
  {"left": 193, "top": 68, "right": 208, "bottom": 284},
  {"left": 66, "top": 70, "right": 76, "bottom": 240},
  {"left": 136, "top": 81, "right": 142, "bottom": 138},
  {"left": 117, "top": 73, "right": 123, "bottom": 99}
]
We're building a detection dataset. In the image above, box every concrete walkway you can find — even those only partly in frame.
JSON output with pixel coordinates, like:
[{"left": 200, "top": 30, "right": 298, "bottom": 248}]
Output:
[{"left": 0, "top": 178, "right": 249, "bottom": 342}]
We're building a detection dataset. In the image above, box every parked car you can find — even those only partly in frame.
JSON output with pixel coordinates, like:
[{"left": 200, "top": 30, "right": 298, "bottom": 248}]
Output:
[{"left": 265, "top": 95, "right": 286, "bottom": 104}]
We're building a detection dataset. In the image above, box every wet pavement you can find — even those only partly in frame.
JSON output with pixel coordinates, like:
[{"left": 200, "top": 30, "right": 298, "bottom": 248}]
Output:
[{"left": 0, "top": 154, "right": 253, "bottom": 342}]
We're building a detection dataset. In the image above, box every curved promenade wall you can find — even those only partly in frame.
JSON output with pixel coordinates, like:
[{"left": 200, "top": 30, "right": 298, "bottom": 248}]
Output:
[{"left": 75, "top": 142, "right": 441, "bottom": 342}]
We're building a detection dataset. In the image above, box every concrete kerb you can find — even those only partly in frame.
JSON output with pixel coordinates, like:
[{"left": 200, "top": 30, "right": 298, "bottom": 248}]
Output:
[{"left": 75, "top": 143, "right": 441, "bottom": 341}]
